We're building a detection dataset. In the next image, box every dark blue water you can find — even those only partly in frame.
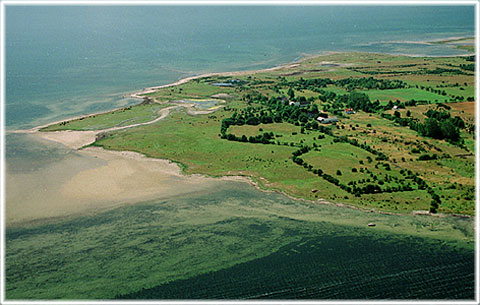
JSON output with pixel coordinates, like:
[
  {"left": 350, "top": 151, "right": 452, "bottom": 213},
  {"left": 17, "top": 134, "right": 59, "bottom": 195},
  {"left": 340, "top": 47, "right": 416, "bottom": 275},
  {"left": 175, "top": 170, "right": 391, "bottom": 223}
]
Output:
[{"left": 6, "top": 5, "right": 475, "bottom": 129}]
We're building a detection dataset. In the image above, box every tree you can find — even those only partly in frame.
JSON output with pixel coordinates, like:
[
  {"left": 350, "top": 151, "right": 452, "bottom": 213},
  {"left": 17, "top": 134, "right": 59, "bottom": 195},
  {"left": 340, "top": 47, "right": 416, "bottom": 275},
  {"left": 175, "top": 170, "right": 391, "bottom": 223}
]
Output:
[
  {"left": 419, "top": 118, "right": 442, "bottom": 139},
  {"left": 440, "top": 120, "right": 460, "bottom": 142},
  {"left": 287, "top": 88, "right": 295, "bottom": 99},
  {"left": 246, "top": 116, "right": 260, "bottom": 125}
]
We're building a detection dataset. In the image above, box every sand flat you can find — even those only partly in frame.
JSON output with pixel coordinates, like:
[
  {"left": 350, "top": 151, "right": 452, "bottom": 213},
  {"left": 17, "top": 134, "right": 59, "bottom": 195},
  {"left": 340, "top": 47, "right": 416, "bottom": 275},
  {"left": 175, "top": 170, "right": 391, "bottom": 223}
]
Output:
[
  {"left": 6, "top": 146, "right": 222, "bottom": 226},
  {"left": 35, "top": 130, "right": 97, "bottom": 149}
]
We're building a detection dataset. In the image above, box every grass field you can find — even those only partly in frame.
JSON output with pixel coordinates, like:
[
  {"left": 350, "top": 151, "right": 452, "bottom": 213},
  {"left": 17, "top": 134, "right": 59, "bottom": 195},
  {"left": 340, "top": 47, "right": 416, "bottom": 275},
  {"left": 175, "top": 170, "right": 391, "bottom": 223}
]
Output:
[
  {"left": 359, "top": 88, "right": 449, "bottom": 103},
  {"left": 41, "top": 102, "right": 173, "bottom": 131}
]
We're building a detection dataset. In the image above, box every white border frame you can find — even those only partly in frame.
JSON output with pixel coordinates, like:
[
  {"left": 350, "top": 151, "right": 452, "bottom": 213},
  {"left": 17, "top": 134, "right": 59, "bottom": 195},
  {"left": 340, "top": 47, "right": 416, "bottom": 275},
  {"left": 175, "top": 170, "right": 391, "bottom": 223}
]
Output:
[{"left": 0, "top": 1, "right": 478, "bottom": 304}]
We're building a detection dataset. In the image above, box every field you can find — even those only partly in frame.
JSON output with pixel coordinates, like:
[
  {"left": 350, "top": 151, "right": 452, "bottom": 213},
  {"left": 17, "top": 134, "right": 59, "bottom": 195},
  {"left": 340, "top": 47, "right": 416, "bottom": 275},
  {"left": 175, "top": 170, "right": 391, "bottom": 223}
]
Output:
[{"left": 42, "top": 52, "right": 476, "bottom": 216}]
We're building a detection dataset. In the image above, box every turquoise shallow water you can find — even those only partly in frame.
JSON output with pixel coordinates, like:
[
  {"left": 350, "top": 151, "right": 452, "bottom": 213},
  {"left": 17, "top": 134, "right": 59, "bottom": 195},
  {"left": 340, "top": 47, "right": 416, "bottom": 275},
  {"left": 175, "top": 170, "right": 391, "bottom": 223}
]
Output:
[{"left": 6, "top": 5, "right": 475, "bottom": 129}]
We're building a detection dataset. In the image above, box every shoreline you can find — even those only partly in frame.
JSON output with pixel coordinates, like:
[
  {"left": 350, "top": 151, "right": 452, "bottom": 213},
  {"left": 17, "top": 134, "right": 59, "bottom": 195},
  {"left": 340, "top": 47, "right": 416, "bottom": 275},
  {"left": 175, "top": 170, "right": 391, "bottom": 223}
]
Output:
[
  {"left": 10, "top": 49, "right": 474, "bottom": 221},
  {"left": 367, "top": 35, "right": 474, "bottom": 46},
  {"left": 9, "top": 41, "right": 473, "bottom": 134},
  {"left": 7, "top": 144, "right": 469, "bottom": 229}
]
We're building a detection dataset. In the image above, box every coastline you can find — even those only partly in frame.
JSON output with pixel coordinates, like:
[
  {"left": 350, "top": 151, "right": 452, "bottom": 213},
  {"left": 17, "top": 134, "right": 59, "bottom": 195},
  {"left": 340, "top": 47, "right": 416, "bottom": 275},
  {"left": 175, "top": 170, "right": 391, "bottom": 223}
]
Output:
[
  {"left": 367, "top": 35, "right": 474, "bottom": 46},
  {"left": 10, "top": 38, "right": 474, "bottom": 134},
  {"left": 127, "top": 62, "right": 304, "bottom": 99},
  {"left": 10, "top": 48, "right": 475, "bottom": 222}
]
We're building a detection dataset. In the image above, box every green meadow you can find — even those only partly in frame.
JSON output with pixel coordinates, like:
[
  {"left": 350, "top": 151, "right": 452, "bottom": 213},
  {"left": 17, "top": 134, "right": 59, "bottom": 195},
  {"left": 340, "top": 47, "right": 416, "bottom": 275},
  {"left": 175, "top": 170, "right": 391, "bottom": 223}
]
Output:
[{"left": 40, "top": 102, "right": 172, "bottom": 131}]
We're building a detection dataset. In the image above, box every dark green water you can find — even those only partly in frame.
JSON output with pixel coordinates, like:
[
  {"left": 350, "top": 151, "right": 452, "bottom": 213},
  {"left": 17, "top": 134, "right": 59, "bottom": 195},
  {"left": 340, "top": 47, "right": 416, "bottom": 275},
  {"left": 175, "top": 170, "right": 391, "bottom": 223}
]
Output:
[
  {"left": 5, "top": 182, "right": 474, "bottom": 300},
  {"left": 118, "top": 235, "right": 474, "bottom": 299}
]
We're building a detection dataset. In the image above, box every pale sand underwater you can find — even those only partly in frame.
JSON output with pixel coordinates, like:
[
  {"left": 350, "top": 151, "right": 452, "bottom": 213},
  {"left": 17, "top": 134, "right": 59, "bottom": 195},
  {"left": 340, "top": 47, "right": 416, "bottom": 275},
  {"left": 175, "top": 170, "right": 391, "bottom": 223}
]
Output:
[
  {"left": 6, "top": 101, "right": 245, "bottom": 227},
  {"left": 6, "top": 145, "right": 224, "bottom": 226}
]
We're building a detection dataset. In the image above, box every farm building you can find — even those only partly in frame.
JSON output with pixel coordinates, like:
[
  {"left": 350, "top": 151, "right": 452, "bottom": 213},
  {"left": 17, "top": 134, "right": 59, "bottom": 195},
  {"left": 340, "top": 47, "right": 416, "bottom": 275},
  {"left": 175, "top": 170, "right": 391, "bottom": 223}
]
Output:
[{"left": 317, "top": 116, "right": 338, "bottom": 124}]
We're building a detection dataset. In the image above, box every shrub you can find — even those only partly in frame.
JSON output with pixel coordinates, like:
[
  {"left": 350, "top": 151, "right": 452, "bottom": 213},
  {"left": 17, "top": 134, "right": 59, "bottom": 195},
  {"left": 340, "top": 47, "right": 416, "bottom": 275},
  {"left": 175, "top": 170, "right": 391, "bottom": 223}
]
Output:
[{"left": 418, "top": 154, "right": 438, "bottom": 161}]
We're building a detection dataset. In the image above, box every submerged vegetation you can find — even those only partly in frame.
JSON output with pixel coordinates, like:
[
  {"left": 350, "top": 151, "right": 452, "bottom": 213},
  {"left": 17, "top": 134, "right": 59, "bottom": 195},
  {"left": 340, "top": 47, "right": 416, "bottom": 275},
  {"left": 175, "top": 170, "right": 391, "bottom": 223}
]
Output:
[{"left": 5, "top": 183, "right": 475, "bottom": 299}]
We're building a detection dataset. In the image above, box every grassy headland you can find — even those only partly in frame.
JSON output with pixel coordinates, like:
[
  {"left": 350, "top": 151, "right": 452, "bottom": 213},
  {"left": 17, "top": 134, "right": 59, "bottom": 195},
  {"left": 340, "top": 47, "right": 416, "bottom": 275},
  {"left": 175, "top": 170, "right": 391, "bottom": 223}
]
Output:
[{"left": 42, "top": 52, "right": 476, "bottom": 216}]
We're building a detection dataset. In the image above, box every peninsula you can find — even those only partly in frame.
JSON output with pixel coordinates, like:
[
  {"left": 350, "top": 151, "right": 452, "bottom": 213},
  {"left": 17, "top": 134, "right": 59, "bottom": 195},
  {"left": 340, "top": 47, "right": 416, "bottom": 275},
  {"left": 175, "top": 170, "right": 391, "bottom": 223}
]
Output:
[{"left": 38, "top": 52, "right": 476, "bottom": 216}]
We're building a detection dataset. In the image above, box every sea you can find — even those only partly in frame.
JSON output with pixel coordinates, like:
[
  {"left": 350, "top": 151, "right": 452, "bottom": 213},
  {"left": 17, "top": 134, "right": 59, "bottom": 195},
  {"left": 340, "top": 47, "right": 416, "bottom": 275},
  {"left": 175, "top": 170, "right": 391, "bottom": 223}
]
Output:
[{"left": 4, "top": 5, "right": 476, "bottom": 300}]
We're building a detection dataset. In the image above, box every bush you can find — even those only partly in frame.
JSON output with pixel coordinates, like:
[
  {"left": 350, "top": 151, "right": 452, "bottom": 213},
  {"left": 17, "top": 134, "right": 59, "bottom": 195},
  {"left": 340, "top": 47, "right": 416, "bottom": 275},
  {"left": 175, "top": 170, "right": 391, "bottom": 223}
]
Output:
[{"left": 418, "top": 154, "right": 438, "bottom": 161}]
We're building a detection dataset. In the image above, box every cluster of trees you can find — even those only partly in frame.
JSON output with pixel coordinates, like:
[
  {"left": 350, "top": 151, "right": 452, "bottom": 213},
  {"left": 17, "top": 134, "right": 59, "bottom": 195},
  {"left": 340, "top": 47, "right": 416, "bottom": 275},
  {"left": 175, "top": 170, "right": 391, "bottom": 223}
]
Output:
[
  {"left": 334, "top": 77, "right": 406, "bottom": 91},
  {"left": 413, "top": 109, "right": 465, "bottom": 142},
  {"left": 403, "top": 99, "right": 430, "bottom": 107},
  {"left": 424, "top": 109, "right": 465, "bottom": 128},
  {"left": 382, "top": 109, "right": 464, "bottom": 143},
  {"left": 382, "top": 112, "right": 414, "bottom": 127},
  {"left": 221, "top": 107, "right": 277, "bottom": 134},
  {"left": 222, "top": 132, "right": 275, "bottom": 144},
  {"left": 416, "top": 118, "right": 460, "bottom": 142},
  {"left": 221, "top": 92, "right": 325, "bottom": 139},
  {"left": 246, "top": 93, "right": 319, "bottom": 120},
  {"left": 317, "top": 89, "right": 337, "bottom": 103},
  {"left": 280, "top": 77, "right": 334, "bottom": 92},
  {"left": 280, "top": 76, "right": 406, "bottom": 93},
  {"left": 418, "top": 154, "right": 439, "bottom": 161},
  {"left": 415, "top": 84, "right": 448, "bottom": 96},
  {"left": 335, "top": 92, "right": 380, "bottom": 113},
  {"left": 426, "top": 67, "right": 471, "bottom": 75},
  {"left": 347, "top": 67, "right": 414, "bottom": 75}
]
